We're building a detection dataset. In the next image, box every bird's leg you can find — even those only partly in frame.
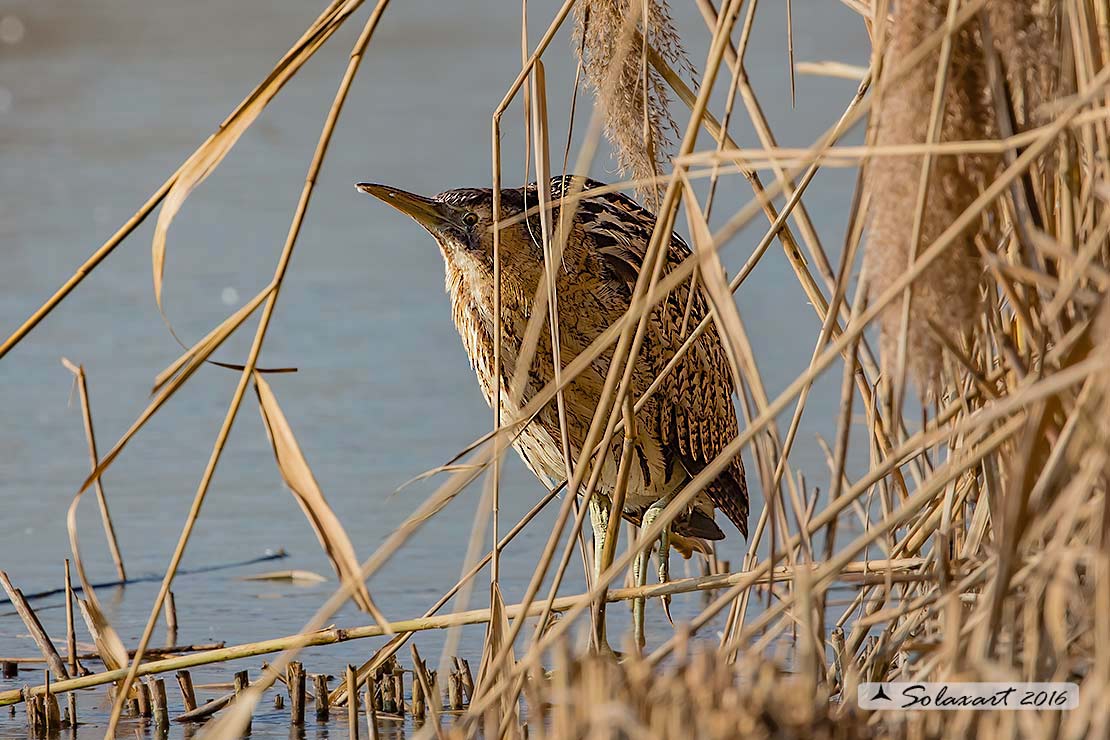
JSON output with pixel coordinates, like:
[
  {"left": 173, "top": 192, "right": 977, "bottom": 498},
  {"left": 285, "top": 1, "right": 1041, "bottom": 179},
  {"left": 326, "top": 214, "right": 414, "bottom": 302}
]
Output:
[
  {"left": 633, "top": 495, "right": 676, "bottom": 649},
  {"left": 588, "top": 494, "right": 612, "bottom": 653},
  {"left": 656, "top": 516, "right": 673, "bottom": 624},
  {"left": 588, "top": 495, "right": 609, "bottom": 585},
  {"left": 632, "top": 527, "right": 649, "bottom": 651}
]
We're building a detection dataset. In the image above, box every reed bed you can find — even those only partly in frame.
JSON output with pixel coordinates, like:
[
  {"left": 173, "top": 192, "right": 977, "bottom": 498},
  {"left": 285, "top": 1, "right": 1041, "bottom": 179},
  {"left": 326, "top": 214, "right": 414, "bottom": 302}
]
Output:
[{"left": 2, "top": 0, "right": 1110, "bottom": 738}]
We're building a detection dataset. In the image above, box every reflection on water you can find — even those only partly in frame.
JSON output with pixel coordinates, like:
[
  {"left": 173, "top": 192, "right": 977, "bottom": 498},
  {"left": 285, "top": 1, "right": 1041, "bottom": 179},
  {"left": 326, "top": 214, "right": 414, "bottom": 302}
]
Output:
[{"left": 0, "top": 0, "right": 868, "bottom": 736}]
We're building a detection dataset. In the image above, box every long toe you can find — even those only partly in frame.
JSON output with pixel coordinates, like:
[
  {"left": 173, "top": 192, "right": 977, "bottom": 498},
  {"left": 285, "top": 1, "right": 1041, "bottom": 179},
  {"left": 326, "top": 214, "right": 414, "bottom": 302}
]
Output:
[{"left": 658, "top": 532, "right": 673, "bottom": 624}]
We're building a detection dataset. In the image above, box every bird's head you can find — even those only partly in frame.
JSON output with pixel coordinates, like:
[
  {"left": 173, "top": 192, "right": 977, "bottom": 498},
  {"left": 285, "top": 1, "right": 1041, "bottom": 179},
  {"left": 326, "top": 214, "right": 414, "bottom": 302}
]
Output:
[{"left": 356, "top": 182, "right": 547, "bottom": 273}]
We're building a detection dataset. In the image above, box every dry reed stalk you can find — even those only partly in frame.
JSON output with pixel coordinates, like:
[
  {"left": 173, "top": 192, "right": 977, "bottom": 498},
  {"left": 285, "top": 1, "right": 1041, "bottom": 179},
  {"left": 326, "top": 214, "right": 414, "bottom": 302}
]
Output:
[
  {"left": 175, "top": 670, "right": 197, "bottom": 714},
  {"left": 62, "top": 561, "right": 78, "bottom": 727},
  {"left": 410, "top": 645, "right": 444, "bottom": 735},
  {"left": 60, "top": 359, "right": 126, "bottom": 582},
  {"left": 346, "top": 665, "right": 360, "bottom": 740},
  {"left": 364, "top": 682, "right": 378, "bottom": 739},
  {"left": 0, "top": 642, "right": 227, "bottom": 666}
]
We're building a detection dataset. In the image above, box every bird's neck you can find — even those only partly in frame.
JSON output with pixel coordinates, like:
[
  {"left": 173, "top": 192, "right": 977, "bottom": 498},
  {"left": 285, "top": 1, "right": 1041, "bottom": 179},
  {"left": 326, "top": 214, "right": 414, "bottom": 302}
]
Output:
[{"left": 443, "top": 258, "right": 534, "bottom": 410}]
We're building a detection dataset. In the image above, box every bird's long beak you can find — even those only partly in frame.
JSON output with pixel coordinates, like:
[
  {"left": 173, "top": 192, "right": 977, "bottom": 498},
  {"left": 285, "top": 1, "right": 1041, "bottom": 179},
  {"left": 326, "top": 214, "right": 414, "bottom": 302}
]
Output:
[{"left": 356, "top": 183, "right": 458, "bottom": 231}]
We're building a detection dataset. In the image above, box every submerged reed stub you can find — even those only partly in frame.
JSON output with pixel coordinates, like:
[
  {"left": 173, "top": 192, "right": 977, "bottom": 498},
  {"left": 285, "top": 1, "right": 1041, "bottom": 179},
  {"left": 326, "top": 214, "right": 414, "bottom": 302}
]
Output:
[
  {"left": 314, "top": 673, "right": 330, "bottom": 721},
  {"left": 287, "top": 661, "right": 306, "bottom": 726}
]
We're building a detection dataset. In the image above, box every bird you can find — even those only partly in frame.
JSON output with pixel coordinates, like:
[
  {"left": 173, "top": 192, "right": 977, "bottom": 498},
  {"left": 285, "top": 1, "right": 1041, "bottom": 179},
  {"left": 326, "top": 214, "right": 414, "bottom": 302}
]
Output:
[{"left": 358, "top": 175, "right": 748, "bottom": 648}]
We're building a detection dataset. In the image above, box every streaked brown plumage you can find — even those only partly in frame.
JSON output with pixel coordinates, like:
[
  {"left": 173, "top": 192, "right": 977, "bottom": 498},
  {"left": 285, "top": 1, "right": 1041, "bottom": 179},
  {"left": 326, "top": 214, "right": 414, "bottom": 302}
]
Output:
[{"left": 358, "top": 176, "right": 748, "bottom": 543}]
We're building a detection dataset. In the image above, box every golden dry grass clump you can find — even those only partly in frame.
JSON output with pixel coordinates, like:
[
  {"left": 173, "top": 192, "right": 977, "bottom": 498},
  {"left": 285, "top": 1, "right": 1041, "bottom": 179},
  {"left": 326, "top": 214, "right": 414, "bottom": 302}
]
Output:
[
  {"left": 500, "top": 646, "right": 873, "bottom": 740},
  {"left": 573, "top": 0, "right": 692, "bottom": 206}
]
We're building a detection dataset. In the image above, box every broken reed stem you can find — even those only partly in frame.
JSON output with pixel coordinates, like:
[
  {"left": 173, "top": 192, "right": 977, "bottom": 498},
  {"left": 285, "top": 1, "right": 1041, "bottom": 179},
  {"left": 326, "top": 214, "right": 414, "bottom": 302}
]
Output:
[
  {"left": 63, "top": 560, "right": 78, "bottom": 685},
  {"left": 288, "top": 662, "right": 306, "bottom": 726},
  {"left": 0, "top": 556, "right": 922, "bottom": 707},
  {"left": 176, "top": 670, "right": 197, "bottom": 713},
  {"left": 410, "top": 645, "right": 443, "bottom": 732},
  {"left": 42, "top": 671, "right": 60, "bottom": 732},
  {"left": 233, "top": 670, "right": 250, "bottom": 733},
  {"left": 151, "top": 677, "right": 169, "bottom": 729},
  {"left": 314, "top": 673, "right": 330, "bottom": 721},
  {"left": 61, "top": 359, "right": 127, "bottom": 583},
  {"left": 164, "top": 591, "right": 178, "bottom": 646},
  {"left": 0, "top": 572, "right": 69, "bottom": 681},
  {"left": 173, "top": 690, "right": 235, "bottom": 723},
  {"left": 346, "top": 665, "right": 359, "bottom": 740},
  {"left": 364, "top": 680, "right": 377, "bottom": 740},
  {"left": 138, "top": 680, "right": 152, "bottom": 717}
]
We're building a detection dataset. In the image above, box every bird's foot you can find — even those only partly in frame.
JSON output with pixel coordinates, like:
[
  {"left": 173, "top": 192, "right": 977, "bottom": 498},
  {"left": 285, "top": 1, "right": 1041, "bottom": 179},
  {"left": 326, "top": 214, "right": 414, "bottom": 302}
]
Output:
[
  {"left": 642, "top": 499, "right": 674, "bottom": 625},
  {"left": 588, "top": 496, "right": 613, "bottom": 653}
]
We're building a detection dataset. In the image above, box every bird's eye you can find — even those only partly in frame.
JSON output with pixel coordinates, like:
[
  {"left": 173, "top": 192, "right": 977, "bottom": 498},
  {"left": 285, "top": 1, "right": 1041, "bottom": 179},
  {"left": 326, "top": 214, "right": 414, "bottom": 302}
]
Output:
[{"left": 462, "top": 212, "right": 479, "bottom": 227}]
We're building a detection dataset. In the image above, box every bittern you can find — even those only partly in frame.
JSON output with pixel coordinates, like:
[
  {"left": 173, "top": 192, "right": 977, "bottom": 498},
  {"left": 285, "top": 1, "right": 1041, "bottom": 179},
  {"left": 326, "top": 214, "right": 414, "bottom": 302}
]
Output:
[{"left": 358, "top": 175, "right": 748, "bottom": 648}]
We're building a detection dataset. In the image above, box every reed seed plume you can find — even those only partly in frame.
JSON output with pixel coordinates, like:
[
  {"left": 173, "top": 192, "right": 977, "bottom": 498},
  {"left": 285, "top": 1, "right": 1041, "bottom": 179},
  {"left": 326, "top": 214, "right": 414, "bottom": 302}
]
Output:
[
  {"left": 986, "top": 1, "right": 1059, "bottom": 124},
  {"left": 573, "top": 0, "right": 691, "bottom": 206},
  {"left": 865, "top": 0, "right": 1000, "bottom": 396}
]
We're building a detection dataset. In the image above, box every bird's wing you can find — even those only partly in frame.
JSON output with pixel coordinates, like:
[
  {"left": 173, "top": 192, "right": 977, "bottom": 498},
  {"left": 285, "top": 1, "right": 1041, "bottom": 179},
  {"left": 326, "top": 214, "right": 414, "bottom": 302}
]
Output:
[{"left": 573, "top": 182, "right": 749, "bottom": 538}]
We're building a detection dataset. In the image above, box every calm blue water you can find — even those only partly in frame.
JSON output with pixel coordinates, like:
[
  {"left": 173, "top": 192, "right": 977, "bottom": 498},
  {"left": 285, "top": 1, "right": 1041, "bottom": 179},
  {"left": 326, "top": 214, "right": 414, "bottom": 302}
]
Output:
[{"left": 0, "top": 0, "right": 869, "bottom": 736}]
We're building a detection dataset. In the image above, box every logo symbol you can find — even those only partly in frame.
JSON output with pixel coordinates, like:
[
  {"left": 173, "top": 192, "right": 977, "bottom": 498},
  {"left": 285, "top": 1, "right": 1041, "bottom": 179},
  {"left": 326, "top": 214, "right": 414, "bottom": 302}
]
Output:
[{"left": 870, "top": 684, "right": 891, "bottom": 702}]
